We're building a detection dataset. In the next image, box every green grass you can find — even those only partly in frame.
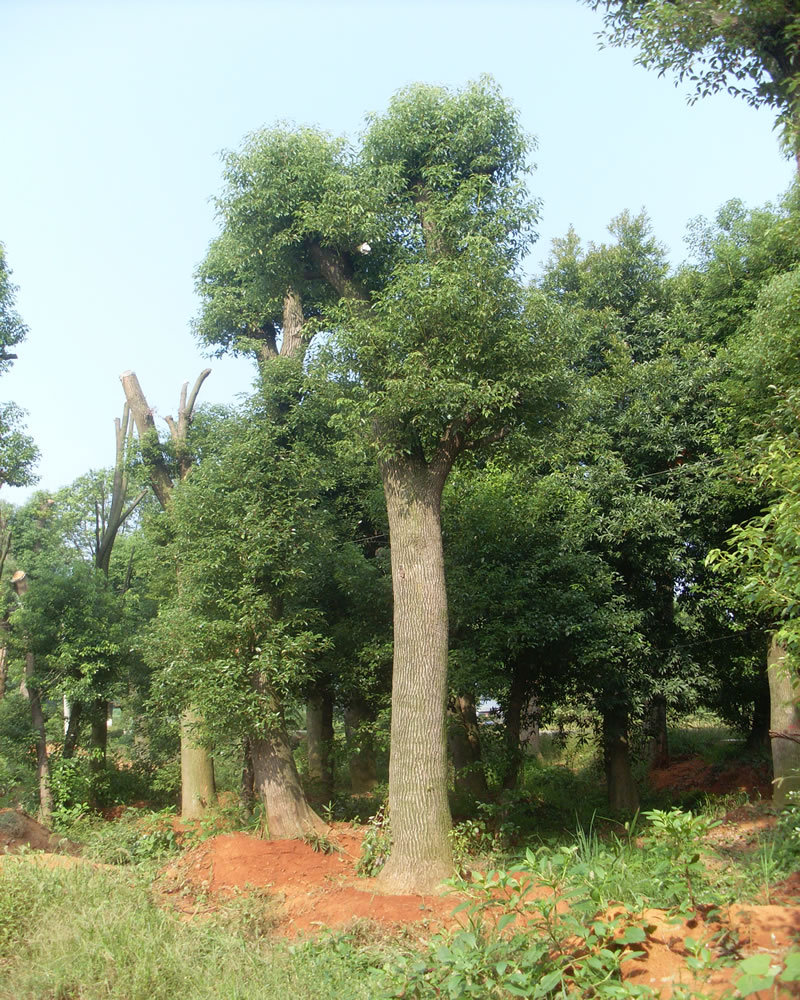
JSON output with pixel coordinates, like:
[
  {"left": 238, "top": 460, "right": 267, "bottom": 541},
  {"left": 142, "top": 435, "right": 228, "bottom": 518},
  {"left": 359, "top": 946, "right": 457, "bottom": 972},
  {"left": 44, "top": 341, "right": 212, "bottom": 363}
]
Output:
[{"left": 0, "top": 860, "right": 388, "bottom": 1000}]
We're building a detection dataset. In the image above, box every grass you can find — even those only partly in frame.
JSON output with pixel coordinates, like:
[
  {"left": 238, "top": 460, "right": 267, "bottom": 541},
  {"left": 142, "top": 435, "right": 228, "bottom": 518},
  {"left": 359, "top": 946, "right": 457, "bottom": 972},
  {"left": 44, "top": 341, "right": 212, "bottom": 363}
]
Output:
[{"left": 0, "top": 859, "right": 387, "bottom": 1000}]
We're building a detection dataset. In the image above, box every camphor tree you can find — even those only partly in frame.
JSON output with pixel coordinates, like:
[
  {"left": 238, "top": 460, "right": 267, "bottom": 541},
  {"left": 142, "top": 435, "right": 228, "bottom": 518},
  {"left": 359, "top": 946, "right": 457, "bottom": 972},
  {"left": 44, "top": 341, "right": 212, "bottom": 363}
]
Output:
[
  {"left": 586, "top": 1, "right": 800, "bottom": 167},
  {"left": 196, "top": 78, "right": 564, "bottom": 892}
]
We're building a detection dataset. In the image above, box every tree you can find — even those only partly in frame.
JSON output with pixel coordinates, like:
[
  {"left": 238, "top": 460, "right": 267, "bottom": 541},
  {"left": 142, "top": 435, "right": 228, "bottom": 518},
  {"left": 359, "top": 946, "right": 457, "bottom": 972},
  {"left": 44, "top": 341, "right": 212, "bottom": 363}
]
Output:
[
  {"left": 0, "top": 243, "right": 37, "bottom": 489},
  {"left": 120, "top": 369, "right": 217, "bottom": 818},
  {"left": 586, "top": 1, "right": 800, "bottom": 167},
  {"left": 196, "top": 79, "right": 564, "bottom": 891}
]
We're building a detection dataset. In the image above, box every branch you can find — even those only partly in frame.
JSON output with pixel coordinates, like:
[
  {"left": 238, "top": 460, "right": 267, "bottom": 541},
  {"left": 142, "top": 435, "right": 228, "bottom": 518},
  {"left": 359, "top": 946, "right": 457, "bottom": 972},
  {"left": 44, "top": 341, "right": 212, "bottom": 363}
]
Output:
[
  {"left": 307, "top": 241, "right": 369, "bottom": 302},
  {"left": 119, "top": 370, "right": 174, "bottom": 509}
]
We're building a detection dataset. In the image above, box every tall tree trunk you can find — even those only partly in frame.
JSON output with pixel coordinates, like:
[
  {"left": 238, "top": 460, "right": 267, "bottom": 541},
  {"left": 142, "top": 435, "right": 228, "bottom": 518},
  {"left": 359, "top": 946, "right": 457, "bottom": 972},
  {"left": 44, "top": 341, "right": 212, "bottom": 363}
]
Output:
[
  {"left": 180, "top": 709, "right": 217, "bottom": 819},
  {"left": 447, "top": 692, "right": 489, "bottom": 800},
  {"left": 23, "top": 651, "right": 53, "bottom": 823},
  {"left": 0, "top": 643, "right": 7, "bottom": 702},
  {"left": 647, "top": 694, "right": 669, "bottom": 769},
  {"left": 306, "top": 687, "right": 335, "bottom": 804},
  {"left": 602, "top": 702, "right": 639, "bottom": 814},
  {"left": 502, "top": 657, "right": 527, "bottom": 790},
  {"left": 377, "top": 457, "right": 453, "bottom": 894},
  {"left": 344, "top": 701, "right": 378, "bottom": 794},
  {"left": 767, "top": 636, "right": 800, "bottom": 806}
]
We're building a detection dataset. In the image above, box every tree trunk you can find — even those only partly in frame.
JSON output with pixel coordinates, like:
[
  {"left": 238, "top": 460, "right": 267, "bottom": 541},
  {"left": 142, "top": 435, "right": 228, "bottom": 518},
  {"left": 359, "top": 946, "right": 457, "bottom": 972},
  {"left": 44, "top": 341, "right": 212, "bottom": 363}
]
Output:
[
  {"left": 0, "top": 643, "right": 6, "bottom": 702},
  {"left": 447, "top": 692, "right": 489, "bottom": 800},
  {"left": 768, "top": 636, "right": 800, "bottom": 806},
  {"left": 63, "top": 700, "right": 82, "bottom": 759},
  {"left": 746, "top": 661, "right": 771, "bottom": 754},
  {"left": 23, "top": 651, "right": 53, "bottom": 823},
  {"left": 241, "top": 738, "right": 256, "bottom": 815},
  {"left": 306, "top": 687, "right": 335, "bottom": 804},
  {"left": 344, "top": 701, "right": 378, "bottom": 794},
  {"left": 520, "top": 694, "right": 544, "bottom": 761},
  {"left": 647, "top": 694, "right": 669, "bottom": 769},
  {"left": 602, "top": 702, "right": 639, "bottom": 814},
  {"left": 180, "top": 709, "right": 217, "bottom": 819},
  {"left": 502, "top": 658, "right": 527, "bottom": 790},
  {"left": 251, "top": 728, "right": 327, "bottom": 838},
  {"left": 377, "top": 456, "right": 453, "bottom": 894}
]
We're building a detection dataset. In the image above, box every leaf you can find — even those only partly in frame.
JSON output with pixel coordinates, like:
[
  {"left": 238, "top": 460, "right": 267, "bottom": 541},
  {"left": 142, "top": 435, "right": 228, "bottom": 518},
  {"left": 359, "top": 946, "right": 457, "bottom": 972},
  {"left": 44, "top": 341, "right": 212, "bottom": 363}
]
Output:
[
  {"left": 782, "top": 950, "right": 800, "bottom": 981},
  {"left": 620, "top": 925, "right": 647, "bottom": 944},
  {"left": 736, "top": 973, "right": 777, "bottom": 996},
  {"left": 497, "top": 912, "right": 517, "bottom": 932},
  {"left": 738, "top": 954, "right": 773, "bottom": 976}
]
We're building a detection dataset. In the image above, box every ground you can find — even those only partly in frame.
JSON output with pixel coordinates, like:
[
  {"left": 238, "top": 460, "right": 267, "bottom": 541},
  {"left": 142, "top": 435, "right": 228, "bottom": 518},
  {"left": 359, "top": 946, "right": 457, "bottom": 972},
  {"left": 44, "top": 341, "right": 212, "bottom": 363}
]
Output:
[{"left": 2, "top": 754, "right": 800, "bottom": 998}]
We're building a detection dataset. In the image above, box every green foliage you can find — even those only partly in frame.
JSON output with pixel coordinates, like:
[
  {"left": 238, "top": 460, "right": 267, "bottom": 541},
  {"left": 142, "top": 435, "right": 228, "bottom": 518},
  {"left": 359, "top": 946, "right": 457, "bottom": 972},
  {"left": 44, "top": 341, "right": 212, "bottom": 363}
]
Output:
[
  {"left": 0, "top": 243, "right": 37, "bottom": 487},
  {"left": 641, "top": 808, "right": 720, "bottom": 911},
  {"left": 587, "top": 1, "right": 800, "bottom": 153},
  {"left": 356, "top": 803, "right": 392, "bottom": 877}
]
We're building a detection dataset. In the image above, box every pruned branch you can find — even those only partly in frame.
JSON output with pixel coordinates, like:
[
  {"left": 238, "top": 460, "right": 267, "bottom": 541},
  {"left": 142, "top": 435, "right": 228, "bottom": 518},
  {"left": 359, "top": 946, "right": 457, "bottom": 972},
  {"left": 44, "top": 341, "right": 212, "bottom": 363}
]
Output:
[{"left": 120, "top": 370, "right": 174, "bottom": 508}]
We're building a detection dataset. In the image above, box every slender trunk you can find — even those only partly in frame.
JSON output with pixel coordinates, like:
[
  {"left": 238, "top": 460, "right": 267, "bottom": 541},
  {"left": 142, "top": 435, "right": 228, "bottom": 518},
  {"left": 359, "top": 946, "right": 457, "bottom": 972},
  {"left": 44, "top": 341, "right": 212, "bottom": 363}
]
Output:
[
  {"left": 602, "top": 702, "right": 639, "bottom": 814},
  {"left": 63, "top": 701, "right": 83, "bottom": 759},
  {"left": 344, "top": 701, "right": 378, "bottom": 794},
  {"left": 377, "top": 456, "right": 453, "bottom": 894},
  {"left": 447, "top": 692, "right": 489, "bottom": 800},
  {"left": 241, "top": 738, "right": 256, "bottom": 815},
  {"left": 23, "top": 652, "right": 53, "bottom": 823},
  {"left": 180, "top": 709, "right": 217, "bottom": 819},
  {"left": 768, "top": 636, "right": 800, "bottom": 806},
  {"left": 520, "top": 694, "right": 544, "bottom": 761},
  {"left": 647, "top": 694, "right": 669, "bottom": 769},
  {"left": 503, "top": 658, "right": 527, "bottom": 790},
  {"left": 306, "top": 687, "right": 334, "bottom": 804},
  {"left": 0, "top": 644, "right": 6, "bottom": 702}
]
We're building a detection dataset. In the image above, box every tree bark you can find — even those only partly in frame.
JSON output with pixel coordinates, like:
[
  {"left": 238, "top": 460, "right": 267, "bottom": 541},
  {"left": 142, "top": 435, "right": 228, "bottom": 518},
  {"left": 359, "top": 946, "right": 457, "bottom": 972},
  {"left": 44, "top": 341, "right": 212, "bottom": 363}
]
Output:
[
  {"left": 180, "top": 709, "right": 217, "bottom": 819},
  {"left": 240, "top": 738, "right": 256, "bottom": 815},
  {"left": 24, "top": 651, "right": 53, "bottom": 823},
  {"left": 251, "top": 728, "right": 327, "bottom": 838},
  {"left": 306, "top": 687, "right": 335, "bottom": 804},
  {"left": 120, "top": 369, "right": 217, "bottom": 818},
  {"left": 602, "top": 702, "right": 639, "bottom": 814},
  {"left": 377, "top": 456, "right": 453, "bottom": 894},
  {"left": 768, "top": 636, "right": 800, "bottom": 806},
  {"left": 344, "top": 701, "right": 378, "bottom": 794},
  {"left": 647, "top": 694, "right": 670, "bottom": 769},
  {"left": 447, "top": 692, "right": 489, "bottom": 800},
  {"left": 502, "top": 658, "right": 527, "bottom": 790},
  {"left": 63, "top": 700, "right": 83, "bottom": 759},
  {"left": 520, "top": 694, "right": 544, "bottom": 761}
]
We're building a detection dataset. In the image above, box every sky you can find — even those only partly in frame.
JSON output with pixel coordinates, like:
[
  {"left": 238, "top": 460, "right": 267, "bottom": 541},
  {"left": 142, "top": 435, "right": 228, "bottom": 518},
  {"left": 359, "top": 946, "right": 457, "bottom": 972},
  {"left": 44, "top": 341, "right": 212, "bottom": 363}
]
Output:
[{"left": 1, "top": 0, "right": 795, "bottom": 503}]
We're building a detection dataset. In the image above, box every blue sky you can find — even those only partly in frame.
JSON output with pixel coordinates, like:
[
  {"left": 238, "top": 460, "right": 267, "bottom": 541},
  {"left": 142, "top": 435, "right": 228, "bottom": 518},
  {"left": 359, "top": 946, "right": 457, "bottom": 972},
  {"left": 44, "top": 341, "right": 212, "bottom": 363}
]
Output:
[{"left": 1, "top": 0, "right": 795, "bottom": 501}]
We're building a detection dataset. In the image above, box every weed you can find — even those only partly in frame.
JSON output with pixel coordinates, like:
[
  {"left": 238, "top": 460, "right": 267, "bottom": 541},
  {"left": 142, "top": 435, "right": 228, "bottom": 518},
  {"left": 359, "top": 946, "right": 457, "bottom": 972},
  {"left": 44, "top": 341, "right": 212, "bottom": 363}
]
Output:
[
  {"left": 303, "top": 829, "right": 341, "bottom": 854},
  {"left": 356, "top": 803, "right": 391, "bottom": 877}
]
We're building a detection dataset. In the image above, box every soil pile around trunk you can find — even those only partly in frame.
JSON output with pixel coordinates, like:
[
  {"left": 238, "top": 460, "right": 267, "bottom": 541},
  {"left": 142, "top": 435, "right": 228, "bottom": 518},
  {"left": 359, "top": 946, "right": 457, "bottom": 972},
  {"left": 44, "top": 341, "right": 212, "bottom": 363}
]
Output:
[
  {"left": 160, "top": 826, "right": 460, "bottom": 937},
  {"left": 0, "top": 808, "right": 79, "bottom": 854}
]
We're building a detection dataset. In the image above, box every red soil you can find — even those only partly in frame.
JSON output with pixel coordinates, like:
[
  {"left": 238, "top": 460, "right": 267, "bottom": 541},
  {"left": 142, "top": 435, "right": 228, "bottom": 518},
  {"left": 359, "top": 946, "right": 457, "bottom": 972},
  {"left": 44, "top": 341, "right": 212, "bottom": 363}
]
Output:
[
  {"left": 160, "top": 826, "right": 461, "bottom": 938},
  {"left": 650, "top": 754, "right": 773, "bottom": 799}
]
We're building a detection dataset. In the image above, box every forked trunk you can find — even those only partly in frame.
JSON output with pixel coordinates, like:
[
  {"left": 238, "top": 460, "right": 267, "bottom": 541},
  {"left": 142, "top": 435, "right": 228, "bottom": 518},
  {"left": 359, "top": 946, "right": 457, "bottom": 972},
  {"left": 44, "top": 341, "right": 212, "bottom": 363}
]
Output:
[
  {"left": 306, "top": 688, "right": 335, "bottom": 803},
  {"left": 768, "top": 636, "right": 800, "bottom": 806},
  {"left": 447, "top": 692, "right": 489, "bottom": 800},
  {"left": 377, "top": 457, "right": 453, "bottom": 894},
  {"left": 602, "top": 702, "right": 639, "bottom": 814},
  {"left": 180, "top": 709, "right": 217, "bottom": 819},
  {"left": 344, "top": 701, "right": 378, "bottom": 794},
  {"left": 63, "top": 701, "right": 83, "bottom": 759},
  {"left": 251, "top": 728, "right": 327, "bottom": 838}
]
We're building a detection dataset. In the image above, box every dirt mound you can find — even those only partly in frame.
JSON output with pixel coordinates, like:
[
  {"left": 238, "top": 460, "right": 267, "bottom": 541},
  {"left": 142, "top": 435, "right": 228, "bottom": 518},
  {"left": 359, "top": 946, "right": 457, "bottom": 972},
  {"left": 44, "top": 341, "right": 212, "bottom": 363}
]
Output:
[
  {"left": 622, "top": 905, "right": 800, "bottom": 998},
  {"left": 0, "top": 808, "right": 79, "bottom": 854},
  {"left": 160, "top": 826, "right": 462, "bottom": 937},
  {"left": 650, "top": 755, "right": 772, "bottom": 799}
]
